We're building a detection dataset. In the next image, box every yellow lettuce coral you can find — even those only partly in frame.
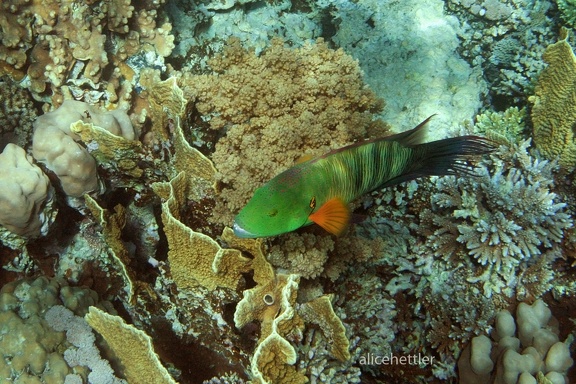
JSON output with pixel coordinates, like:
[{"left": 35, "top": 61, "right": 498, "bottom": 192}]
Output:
[
  {"left": 85, "top": 306, "right": 176, "bottom": 384},
  {"left": 530, "top": 29, "right": 576, "bottom": 167}
]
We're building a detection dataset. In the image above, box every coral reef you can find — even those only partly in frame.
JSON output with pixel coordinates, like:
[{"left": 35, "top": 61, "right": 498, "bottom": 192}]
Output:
[
  {"left": 0, "top": 0, "right": 174, "bottom": 108},
  {"left": 182, "top": 37, "right": 387, "bottom": 225},
  {"left": 421, "top": 141, "right": 572, "bottom": 296},
  {"left": 3, "top": 2, "right": 576, "bottom": 384},
  {"left": 32, "top": 100, "right": 134, "bottom": 197},
  {"left": 530, "top": 28, "right": 576, "bottom": 167},
  {"left": 445, "top": 0, "right": 557, "bottom": 107},
  {"left": 0, "top": 276, "right": 117, "bottom": 383},
  {"left": 0, "top": 143, "right": 55, "bottom": 237},
  {"left": 458, "top": 299, "right": 573, "bottom": 384}
]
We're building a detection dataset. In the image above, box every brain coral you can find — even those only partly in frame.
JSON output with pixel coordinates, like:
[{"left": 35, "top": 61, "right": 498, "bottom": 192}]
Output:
[{"left": 182, "top": 37, "right": 388, "bottom": 225}]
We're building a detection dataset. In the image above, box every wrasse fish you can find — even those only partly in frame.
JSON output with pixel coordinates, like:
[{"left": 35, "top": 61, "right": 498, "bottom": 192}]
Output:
[{"left": 233, "top": 116, "right": 492, "bottom": 238}]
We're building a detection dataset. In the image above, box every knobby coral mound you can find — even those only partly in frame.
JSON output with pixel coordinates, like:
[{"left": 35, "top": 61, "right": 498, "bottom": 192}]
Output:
[
  {"left": 182, "top": 37, "right": 388, "bottom": 224},
  {"left": 458, "top": 299, "right": 573, "bottom": 384},
  {"left": 32, "top": 100, "right": 134, "bottom": 198},
  {"left": 0, "top": 143, "right": 55, "bottom": 237},
  {"left": 0, "top": 77, "right": 37, "bottom": 148},
  {"left": 0, "top": 276, "right": 118, "bottom": 383}
]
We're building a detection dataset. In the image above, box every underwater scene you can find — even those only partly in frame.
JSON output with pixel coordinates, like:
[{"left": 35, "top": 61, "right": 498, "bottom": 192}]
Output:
[{"left": 1, "top": 0, "right": 576, "bottom": 383}]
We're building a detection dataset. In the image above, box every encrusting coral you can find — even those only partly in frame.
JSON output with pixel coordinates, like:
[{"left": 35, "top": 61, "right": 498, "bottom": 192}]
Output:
[
  {"left": 32, "top": 100, "right": 134, "bottom": 198},
  {"left": 0, "top": 143, "right": 55, "bottom": 237},
  {"left": 530, "top": 28, "right": 576, "bottom": 167}
]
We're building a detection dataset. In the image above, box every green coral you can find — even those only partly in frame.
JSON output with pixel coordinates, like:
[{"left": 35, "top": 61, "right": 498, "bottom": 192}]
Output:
[
  {"left": 472, "top": 107, "right": 527, "bottom": 146},
  {"left": 556, "top": 0, "right": 576, "bottom": 28}
]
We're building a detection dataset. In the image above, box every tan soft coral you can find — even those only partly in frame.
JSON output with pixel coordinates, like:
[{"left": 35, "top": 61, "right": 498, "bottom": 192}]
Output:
[{"left": 182, "top": 37, "right": 388, "bottom": 224}]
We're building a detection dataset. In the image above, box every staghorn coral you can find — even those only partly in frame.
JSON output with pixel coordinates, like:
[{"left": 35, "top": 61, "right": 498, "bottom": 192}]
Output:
[
  {"left": 422, "top": 140, "right": 572, "bottom": 296},
  {"left": 32, "top": 100, "right": 134, "bottom": 198},
  {"left": 530, "top": 28, "right": 576, "bottom": 167},
  {"left": 0, "top": 143, "right": 55, "bottom": 238},
  {"left": 470, "top": 107, "right": 527, "bottom": 147},
  {"left": 182, "top": 37, "right": 387, "bottom": 225}
]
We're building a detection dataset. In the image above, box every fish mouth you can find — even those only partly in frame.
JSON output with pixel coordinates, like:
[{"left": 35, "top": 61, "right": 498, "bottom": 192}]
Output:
[{"left": 233, "top": 221, "right": 257, "bottom": 239}]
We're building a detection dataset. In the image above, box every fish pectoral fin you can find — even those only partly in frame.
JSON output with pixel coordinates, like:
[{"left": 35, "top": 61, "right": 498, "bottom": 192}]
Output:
[{"left": 308, "top": 197, "right": 350, "bottom": 236}]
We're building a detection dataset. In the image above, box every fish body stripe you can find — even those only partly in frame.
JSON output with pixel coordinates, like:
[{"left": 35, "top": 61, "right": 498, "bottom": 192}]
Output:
[{"left": 302, "top": 140, "right": 413, "bottom": 206}]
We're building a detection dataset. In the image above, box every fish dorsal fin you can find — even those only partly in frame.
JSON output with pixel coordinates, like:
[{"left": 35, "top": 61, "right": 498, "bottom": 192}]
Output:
[
  {"left": 308, "top": 197, "right": 350, "bottom": 236},
  {"left": 294, "top": 154, "right": 314, "bottom": 165}
]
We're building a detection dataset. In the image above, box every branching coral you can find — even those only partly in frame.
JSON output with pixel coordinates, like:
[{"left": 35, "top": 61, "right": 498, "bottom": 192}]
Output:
[
  {"left": 423, "top": 140, "right": 572, "bottom": 295},
  {"left": 0, "top": 0, "right": 174, "bottom": 107},
  {"left": 182, "top": 37, "right": 387, "bottom": 225}
]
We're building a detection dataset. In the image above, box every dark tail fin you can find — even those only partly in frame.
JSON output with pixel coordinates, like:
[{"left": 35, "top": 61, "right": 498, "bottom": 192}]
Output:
[{"left": 382, "top": 135, "right": 494, "bottom": 187}]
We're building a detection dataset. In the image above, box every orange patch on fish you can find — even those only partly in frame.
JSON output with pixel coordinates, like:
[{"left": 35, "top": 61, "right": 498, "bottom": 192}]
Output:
[{"left": 308, "top": 197, "right": 350, "bottom": 236}]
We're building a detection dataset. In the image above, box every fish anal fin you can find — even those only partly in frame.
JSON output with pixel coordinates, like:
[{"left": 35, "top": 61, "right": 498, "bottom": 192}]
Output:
[{"left": 309, "top": 197, "right": 350, "bottom": 236}]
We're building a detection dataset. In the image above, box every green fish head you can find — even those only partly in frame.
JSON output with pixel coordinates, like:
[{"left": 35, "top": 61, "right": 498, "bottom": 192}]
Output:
[{"left": 233, "top": 174, "right": 312, "bottom": 238}]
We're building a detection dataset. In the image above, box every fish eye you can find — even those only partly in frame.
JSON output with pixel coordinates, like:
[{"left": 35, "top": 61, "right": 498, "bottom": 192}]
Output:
[{"left": 267, "top": 209, "right": 278, "bottom": 217}]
